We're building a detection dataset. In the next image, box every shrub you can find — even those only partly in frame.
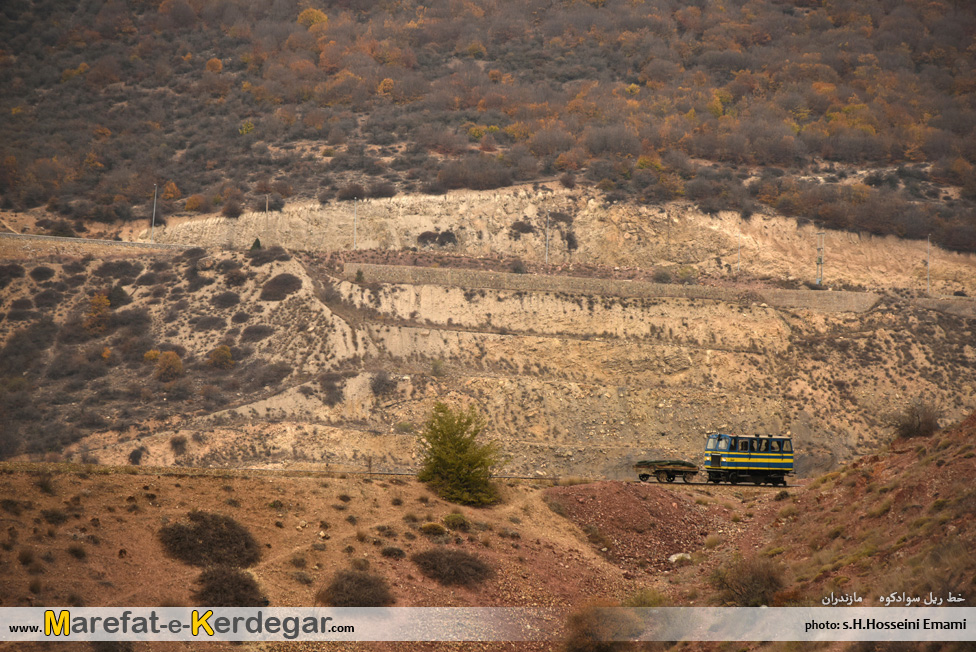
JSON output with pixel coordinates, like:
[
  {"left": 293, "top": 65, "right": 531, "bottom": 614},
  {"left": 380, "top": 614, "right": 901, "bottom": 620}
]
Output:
[
  {"left": 240, "top": 324, "right": 273, "bottom": 341},
  {"left": 410, "top": 548, "right": 492, "bottom": 587},
  {"left": 185, "top": 194, "right": 208, "bottom": 212},
  {"left": 41, "top": 508, "right": 68, "bottom": 525},
  {"left": 221, "top": 200, "right": 243, "bottom": 218},
  {"left": 128, "top": 447, "right": 147, "bottom": 465},
  {"left": 710, "top": 555, "right": 784, "bottom": 606},
  {"left": 211, "top": 291, "right": 240, "bottom": 309},
  {"left": 246, "top": 245, "right": 290, "bottom": 266},
  {"left": 253, "top": 193, "right": 285, "bottom": 212},
  {"left": 563, "top": 602, "right": 643, "bottom": 652},
  {"left": 368, "top": 181, "right": 397, "bottom": 198},
  {"left": 419, "top": 522, "right": 446, "bottom": 536},
  {"left": 417, "top": 403, "right": 502, "bottom": 506},
  {"left": 336, "top": 183, "right": 366, "bottom": 201},
  {"left": 155, "top": 351, "right": 183, "bottom": 381},
  {"left": 0, "top": 263, "right": 25, "bottom": 290},
  {"left": 67, "top": 544, "right": 87, "bottom": 560},
  {"left": 193, "top": 566, "right": 267, "bottom": 607},
  {"left": 442, "top": 513, "right": 470, "bottom": 532},
  {"left": 260, "top": 273, "right": 302, "bottom": 301},
  {"left": 890, "top": 400, "right": 941, "bottom": 439},
  {"left": 317, "top": 569, "right": 394, "bottom": 607},
  {"left": 29, "top": 266, "right": 56, "bottom": 282},
  {"left": 158, "top": 511, "right": 262, "bottom": 567},
  {"left": 170, "top": 435, "right": 188, "bottom": 456},
  {"left": 381, "top": 546, "right": 406, "bottom": 560},
  {"left": 319, "top": 372, "right": 345, "bottom": 406},
  {"left": 370, "top": 370, "right": 395, "bottom": 396},
  {"left": 208, "top": 345, "right": 234, "bottom": 369},
  {"left": 193, "top": 315, "right": 225, "bottom": 332}
]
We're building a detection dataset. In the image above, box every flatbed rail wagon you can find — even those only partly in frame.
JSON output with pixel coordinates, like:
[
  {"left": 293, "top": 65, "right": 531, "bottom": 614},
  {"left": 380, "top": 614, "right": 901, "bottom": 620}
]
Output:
[{"left": 634, "top": 459, "right": 699, "bottom": 484}]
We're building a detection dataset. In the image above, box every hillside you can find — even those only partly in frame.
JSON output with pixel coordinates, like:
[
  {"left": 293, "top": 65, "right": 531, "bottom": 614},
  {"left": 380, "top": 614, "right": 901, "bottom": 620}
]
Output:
[
  {"left": 2, "top": 0, "right": 976, "bottom": 251},
  {"left": 1, "top": 411, "right": 973, "bottom": 652},
  {"left": 1, "top": 225, "right": 974, "bottom": 477}
]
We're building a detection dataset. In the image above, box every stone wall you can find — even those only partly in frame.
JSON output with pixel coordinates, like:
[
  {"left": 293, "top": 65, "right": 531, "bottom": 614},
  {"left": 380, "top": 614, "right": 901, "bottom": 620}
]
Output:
[
  {"left": 0, "top": 233, "right": 187, "bottom": 260},
  {"left": 343, "top": 263, "right": 883, "bottom": 313}
]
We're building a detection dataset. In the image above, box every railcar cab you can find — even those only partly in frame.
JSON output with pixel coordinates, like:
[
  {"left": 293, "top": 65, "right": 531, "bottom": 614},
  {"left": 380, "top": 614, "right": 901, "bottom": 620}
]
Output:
[{"left": 703, "top": 433, "right": 794, "bottom": 486}]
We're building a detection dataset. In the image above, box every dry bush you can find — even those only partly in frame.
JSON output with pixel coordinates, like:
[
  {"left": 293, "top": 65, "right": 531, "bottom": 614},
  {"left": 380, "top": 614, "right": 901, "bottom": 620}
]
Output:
[
  {"left": 207, "top": 345, "right": 234, "bottom": 369},
  {"left": 319, "top": 372, "right": 345, "bottom": 406},
  {"left": 193, "top": 315, "right": 225, "bottom": 332},
  {"left": 240, "top": 324, "right": 273, "bottom": 341},
  {"left": 158, "top": 511, "right": 262, "bottom": 568},
  {"left": 155, "top": 351, "right": 183, "bottom": 381},
  {"left": 211, "top": 291, "right": 240, "bottom": 309},
  {"left": 563, "top": 601, "right": 644, "bottom": 652},
  {"left": 370, "top": 370, "right": 395, "bottom": 396},
  {"left": 410, "top": 548, "right": 492, "bottom": 587},
  {"left": 0, "top": 263, "right": 25, "bottom": 290},
  {"left": 890, "top": 400, "right": 941, "bottom": 439},
  {"left": 709, "top": 555, "right": 784, "bottom": 606},
  {"left": 316, "top": 569, "right": 394, "bottom": 607},
  {"left": 193, "top": 566, "right": 267, "bottom": 607},
  {"left": 29, "top": 266, "right": 56, "bottom": 282},
  {"left": 246, "top": 245, "right": 290, "bottom": 266},
  {"left": 170, "top": 435, "right": 187, "bottom": 456},
  {"left": 259, "top": 273, "right": 302, "bottom": 301}
]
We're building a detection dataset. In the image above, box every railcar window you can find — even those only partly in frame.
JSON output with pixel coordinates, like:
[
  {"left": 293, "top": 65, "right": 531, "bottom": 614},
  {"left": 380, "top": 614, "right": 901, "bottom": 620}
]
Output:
[
  {"left": 782, "top": 441, "right": 793, "bottom": 452},
  {"left": 769, "top": 440, "right": 781, "bottom": 452},
  {"left": 738, "top": 440, "right": 750, "bottom": 452},
  {"left": 758, "top": 440, "right": 769, "bottom": 452},
  {"left": 717, "top": 439, "right": 729, "bottom": 451},
  {"left": 706, "top": 439, "right": 717, "bottom": 451}
]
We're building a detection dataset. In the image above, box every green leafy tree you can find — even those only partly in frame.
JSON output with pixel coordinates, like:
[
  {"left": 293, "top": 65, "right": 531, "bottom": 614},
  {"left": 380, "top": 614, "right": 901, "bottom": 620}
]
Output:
[{"left": 417, "top": 403, "right": 502, "bottom": 506}]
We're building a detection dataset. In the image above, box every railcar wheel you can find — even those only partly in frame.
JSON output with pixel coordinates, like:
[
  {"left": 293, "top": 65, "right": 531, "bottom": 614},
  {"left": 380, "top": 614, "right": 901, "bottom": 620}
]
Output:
[
  {"left": 666, "top": 473, "right": 675, "bottom": 483},
  {"left": 753, "top": 477, "right": 763, "bottom": 486},
  {"left": 729, "top": 473, "right": 739, "bottom": 485},
  {"left": 638, "top": 474, "right": 650, "bottom": 483},
  {"left": 656, "top": 471, "right": 668, "bottom": 483},
  {"left": 682, "top": 473, "right": 693, "bottom": 483}
]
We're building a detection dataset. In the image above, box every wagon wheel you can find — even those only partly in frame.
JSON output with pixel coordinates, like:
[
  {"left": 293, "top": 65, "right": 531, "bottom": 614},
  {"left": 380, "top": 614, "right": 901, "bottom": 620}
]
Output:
[
  {"left": 638, "top": 474, "right": 651, "bottom": 483},
  {"left": 682, "top": 473, "right": 694, "bottom": 483},
  {"left": 656, "top": 471, "right": 668, "bottom": 483}
]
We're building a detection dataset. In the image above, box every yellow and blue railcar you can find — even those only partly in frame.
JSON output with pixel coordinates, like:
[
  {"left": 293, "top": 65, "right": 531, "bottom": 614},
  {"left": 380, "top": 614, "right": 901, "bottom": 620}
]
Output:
[{"left": 703, "top": 433, "right": 793, "bottom": 486}]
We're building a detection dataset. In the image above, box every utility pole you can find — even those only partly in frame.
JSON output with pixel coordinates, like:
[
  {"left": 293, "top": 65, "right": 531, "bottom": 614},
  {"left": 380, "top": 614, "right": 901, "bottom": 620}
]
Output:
[
  {"left": 150, "top": 183, "right": 158, "bottom": 243},
  {"left": 265, "top": 194, "right": 269, "bottom": 213},
  {"left": 353, "top": 199, "right": 358, "bottom": 250},
  {"left": 816, "top": 231, "right": 825, "bottom": 285},
  {"left": 927, "top": 234, "right": 931, "bottom": 295},
  {"left": 545, "top": 208, "right": 551, "bottom": 267}
]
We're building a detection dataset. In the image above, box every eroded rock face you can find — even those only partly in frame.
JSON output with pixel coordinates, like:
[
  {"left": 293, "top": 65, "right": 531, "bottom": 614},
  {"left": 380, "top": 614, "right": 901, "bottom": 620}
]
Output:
[{"left": 151, "top": 186, "right": 976, "bottom": 296}]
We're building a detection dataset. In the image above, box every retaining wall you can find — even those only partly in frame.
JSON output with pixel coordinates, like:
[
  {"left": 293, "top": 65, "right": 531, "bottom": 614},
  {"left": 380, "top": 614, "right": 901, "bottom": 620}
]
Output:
[
  {"left": 0, "top": 232, "right": 187, "bottom": 259},
  {"left": 343, "top": 263, "right": 883, "bottom": 313}
]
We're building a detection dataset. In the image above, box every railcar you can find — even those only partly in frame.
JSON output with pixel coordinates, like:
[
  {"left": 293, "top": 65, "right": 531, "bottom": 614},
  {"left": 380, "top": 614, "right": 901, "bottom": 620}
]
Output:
[{"left": 703, "top": 433, "right": 794, "bottom": 486}]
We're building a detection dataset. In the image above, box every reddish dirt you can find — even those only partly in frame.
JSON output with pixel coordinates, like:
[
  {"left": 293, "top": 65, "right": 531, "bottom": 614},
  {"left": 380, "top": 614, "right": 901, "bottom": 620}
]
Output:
[{"left": 543, "top": 482, "right": 717, "bottom": 573}]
